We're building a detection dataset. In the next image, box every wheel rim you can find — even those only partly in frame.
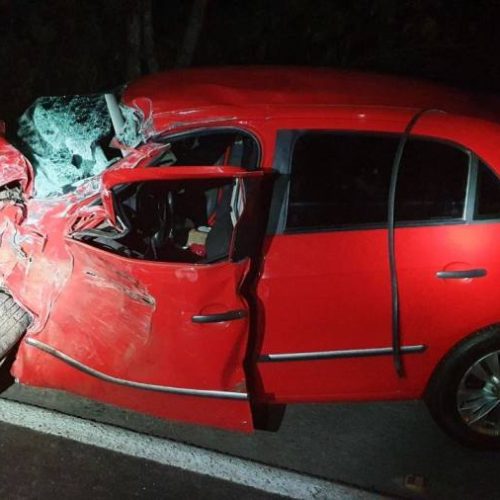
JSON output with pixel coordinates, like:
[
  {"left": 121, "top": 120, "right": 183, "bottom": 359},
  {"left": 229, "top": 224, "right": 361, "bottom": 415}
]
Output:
[{"left": 457, "top": 350, "right": 500, "bottom": 436}]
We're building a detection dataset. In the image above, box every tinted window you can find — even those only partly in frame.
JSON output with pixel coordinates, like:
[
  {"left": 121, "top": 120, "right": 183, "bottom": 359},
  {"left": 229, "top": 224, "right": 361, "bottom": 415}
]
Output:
[
  {"left": 152, "top": 131, "right": 259, "bottom": 170},
  {"left": 286, "top": 133, "right": 398, "bottom": 230},
  {"left": 475, "top": 162, "right": 500, "bottom": 220},
  {"left": 286, "top": 133, "right": 470, "bottom": 231},
  {"left": 396, "top": 139, "right": 469, "bottom": 221}
]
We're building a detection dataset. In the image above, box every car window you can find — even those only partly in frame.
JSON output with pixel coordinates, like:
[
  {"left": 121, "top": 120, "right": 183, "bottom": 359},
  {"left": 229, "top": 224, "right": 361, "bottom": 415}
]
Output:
[
  {"left": 151, "top": 130, "right": 259, "bottom": 170},
  {"left": 285, "top": 132, "right": 470, "bottom": 232},
  {"left": 474, "top": 161, "right": 500, "bottom": 220},
  {"left": 396, "top": 139, "right": 470, "bottom": 222},
  {"left": 286, "top": 133, "right": 398, "bottom": 230}
]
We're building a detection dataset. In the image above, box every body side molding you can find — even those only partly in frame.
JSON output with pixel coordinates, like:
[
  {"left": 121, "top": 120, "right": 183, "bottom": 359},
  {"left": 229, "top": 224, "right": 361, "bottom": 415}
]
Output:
[
  {"left": 259, "top": 345, "right": 427, "bottom": 362},
  {"left": 25, "top": 338, "right": 248, "bottom": 400}
]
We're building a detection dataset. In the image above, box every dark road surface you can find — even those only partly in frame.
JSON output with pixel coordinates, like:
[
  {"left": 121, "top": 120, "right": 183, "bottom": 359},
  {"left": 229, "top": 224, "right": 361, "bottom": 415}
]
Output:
[
  {"left": 2, "top": 383, "right": 500, "bottom": 499},
  {"left": 0, "top": 419, "right": 280, "bottom": 500}
]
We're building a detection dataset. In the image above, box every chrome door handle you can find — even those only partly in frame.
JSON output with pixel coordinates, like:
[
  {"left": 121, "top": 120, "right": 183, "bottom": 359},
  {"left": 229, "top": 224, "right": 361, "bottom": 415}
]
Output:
[
  {"left": 436, "top": 268, "right": 487, "bottom": 279},
  {"left": 192, "top": 309, "right": 247, "bottom": 323}
]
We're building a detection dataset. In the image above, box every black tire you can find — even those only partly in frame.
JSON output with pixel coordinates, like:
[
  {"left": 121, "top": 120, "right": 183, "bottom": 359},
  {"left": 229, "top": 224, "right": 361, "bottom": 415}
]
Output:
[
  {"left": 0, "top": 291, "right": 30, "bottom": 359},
  {"left": 425, "top": 325, "right": 500, "bottom": 449}
]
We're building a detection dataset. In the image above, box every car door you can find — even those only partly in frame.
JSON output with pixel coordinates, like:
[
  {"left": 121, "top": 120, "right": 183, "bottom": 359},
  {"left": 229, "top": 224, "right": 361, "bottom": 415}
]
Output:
[
  {"left": 16, "top": 166, "right": 273, "bottom": 431},
  {"left": 256, "top": 130, "right": 423, "bottom": 402}
]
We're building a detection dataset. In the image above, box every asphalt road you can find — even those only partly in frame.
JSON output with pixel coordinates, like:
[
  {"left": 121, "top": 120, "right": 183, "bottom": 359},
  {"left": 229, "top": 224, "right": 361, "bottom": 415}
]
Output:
[
  {"left": 2, "top": 383, "right": 500, "bottom": 499},
  {"left": 0, "top": 417, "right": 281, "bottom": 500}
]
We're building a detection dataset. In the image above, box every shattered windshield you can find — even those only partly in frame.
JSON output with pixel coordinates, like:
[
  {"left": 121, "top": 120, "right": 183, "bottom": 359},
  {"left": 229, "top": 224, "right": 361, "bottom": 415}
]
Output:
[{"left": 15, "top": 92, "right": 150, "bottom": 199}]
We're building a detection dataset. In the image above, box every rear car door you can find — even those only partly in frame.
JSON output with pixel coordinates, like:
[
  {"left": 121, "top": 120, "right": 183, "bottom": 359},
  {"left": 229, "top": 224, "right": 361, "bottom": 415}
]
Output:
[
  {"left": 256, "top": 131, "right": 415, "bottom": 402},
  {"left": 17, "top": 166, "right": 273, "bottom": 431}
]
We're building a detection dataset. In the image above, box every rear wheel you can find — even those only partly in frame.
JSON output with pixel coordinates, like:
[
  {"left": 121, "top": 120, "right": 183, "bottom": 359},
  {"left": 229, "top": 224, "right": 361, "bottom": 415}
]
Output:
[
  {"left": 426, "top": 325, "right": 500, "bottom": 449},
  {"left": 0, "top": 291, "right": 30, "bottom": 359}
]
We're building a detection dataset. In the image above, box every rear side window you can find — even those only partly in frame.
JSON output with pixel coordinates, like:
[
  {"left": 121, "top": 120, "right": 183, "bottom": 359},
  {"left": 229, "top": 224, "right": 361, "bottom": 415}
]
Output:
[
  {"left": 285, "top": 132, "right": 470, "bottom": 232},
  {"left": 475, "top": 162, "right": 500, "bottom": 220},
  {"left": 396, "top": 139, "right": 470, "bottom": 222},
  {"left": 286, "top": 133, "right": 397, "bottom": 230}
]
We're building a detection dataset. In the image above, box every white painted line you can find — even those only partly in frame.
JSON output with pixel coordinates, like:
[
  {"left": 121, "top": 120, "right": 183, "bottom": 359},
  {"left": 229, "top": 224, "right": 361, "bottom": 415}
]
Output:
[{"left": 0, "top": 398, "right": 379, "bottom": 499}]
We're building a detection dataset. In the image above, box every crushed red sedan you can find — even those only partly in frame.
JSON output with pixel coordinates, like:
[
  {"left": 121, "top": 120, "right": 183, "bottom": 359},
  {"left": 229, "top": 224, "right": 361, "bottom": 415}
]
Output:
[{"left": 1, "top": 67, "right": 500, "bottom": 448}]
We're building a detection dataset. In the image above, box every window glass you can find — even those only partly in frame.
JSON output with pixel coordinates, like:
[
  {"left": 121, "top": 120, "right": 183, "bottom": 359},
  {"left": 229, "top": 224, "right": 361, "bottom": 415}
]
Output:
[
  {"left": 286, "top": 132, "right": 470, "bottom": 231},
  {"left": 475, "top": 162, "right": 500, "bottom": 220},
  {"left": 151, "top": 131, "right": 259, "bottom": 170},
  {"left": 286, "top": 133, "right": 397, "bottom": 230},
  {"left": 396, "top": 139, "right": 469, "bottom": 221}
]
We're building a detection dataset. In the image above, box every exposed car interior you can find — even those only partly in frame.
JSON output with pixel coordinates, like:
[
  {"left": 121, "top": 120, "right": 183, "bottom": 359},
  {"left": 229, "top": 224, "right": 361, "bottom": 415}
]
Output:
[
  {"left": 76, "top": 178, "right": 243, "bottom": 263},
  {"left": 74, "top": 130, "right": 255, "bottom": 262},
  {"left": 151, "top": 130, "right": 259, "bottom": 170}
]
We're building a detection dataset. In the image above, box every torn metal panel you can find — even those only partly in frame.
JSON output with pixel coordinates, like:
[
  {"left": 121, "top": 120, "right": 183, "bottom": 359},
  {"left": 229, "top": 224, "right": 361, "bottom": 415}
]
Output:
[
  {"left": 0, "top": 138, "right": 34, "bottom": 197},
  {"left": 0, "top": 199, "right": 74, "bottom": 332},
  {"left": 0, "top": 144, "right": 165, "bottom": 335}
]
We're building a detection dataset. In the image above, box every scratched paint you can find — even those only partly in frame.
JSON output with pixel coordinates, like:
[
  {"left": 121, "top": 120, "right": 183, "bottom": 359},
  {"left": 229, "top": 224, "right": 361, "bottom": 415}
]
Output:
[
  {"left": 0, "top": 72, "right": 262, "bottom": 431},
  {"left": 22, "top": 240, "right": 156, "bottom": 370}
]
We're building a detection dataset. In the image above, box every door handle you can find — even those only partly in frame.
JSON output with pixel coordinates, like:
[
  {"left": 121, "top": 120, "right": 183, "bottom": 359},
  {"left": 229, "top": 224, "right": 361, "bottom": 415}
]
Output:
[
  {"left": 192, "top": 309, "right": 247, "bottom": 323},
  {"left": 436, "top": 268, "right": 487, "bottom": 279}
]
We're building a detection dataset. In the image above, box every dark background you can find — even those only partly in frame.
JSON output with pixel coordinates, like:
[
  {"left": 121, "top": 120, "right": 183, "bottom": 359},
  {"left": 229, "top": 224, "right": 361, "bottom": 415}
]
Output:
[{"left": 1, "top": 0, "right": 500, "bottom": 130}]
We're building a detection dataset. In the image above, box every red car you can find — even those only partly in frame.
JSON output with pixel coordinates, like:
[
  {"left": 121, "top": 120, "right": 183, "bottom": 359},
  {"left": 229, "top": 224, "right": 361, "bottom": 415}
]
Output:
[{"left": 1, "top": 67, "right": 500, "bottom": 448}]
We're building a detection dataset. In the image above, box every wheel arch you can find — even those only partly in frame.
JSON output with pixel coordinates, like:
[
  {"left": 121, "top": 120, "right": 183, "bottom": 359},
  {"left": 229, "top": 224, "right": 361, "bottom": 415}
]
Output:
[{"left": 424, "top": 322, "right": 500, "bottom": 400}]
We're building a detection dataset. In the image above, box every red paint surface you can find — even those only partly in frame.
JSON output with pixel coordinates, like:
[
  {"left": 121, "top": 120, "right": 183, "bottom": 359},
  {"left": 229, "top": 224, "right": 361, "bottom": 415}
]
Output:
[
  {"left": 6, "top": 164, "right": 257, "bottom": 431},
  {"left": 123, "top": 66, "right": 500, "bottom": 130},
  {"left": 16, "top": 240, "right": 253, "bottom": 430},
  {"left": 0, "top": 68, "right": 499, "bottom": 431},
  {"left": 0, "top": 137, "right": 34, "bottom": 196}
]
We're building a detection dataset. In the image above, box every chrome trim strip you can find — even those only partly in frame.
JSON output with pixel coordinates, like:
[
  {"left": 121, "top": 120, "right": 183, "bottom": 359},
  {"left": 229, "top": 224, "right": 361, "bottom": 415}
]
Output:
[
  {"left": 25, "top": 338, "right": 248, "bottom": 400},
  {"left": 464, "top": 153, "right": 478, "bottom": 222},
  {"left": 259, "top": 345, "right": 427, "bottom": 363}
]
